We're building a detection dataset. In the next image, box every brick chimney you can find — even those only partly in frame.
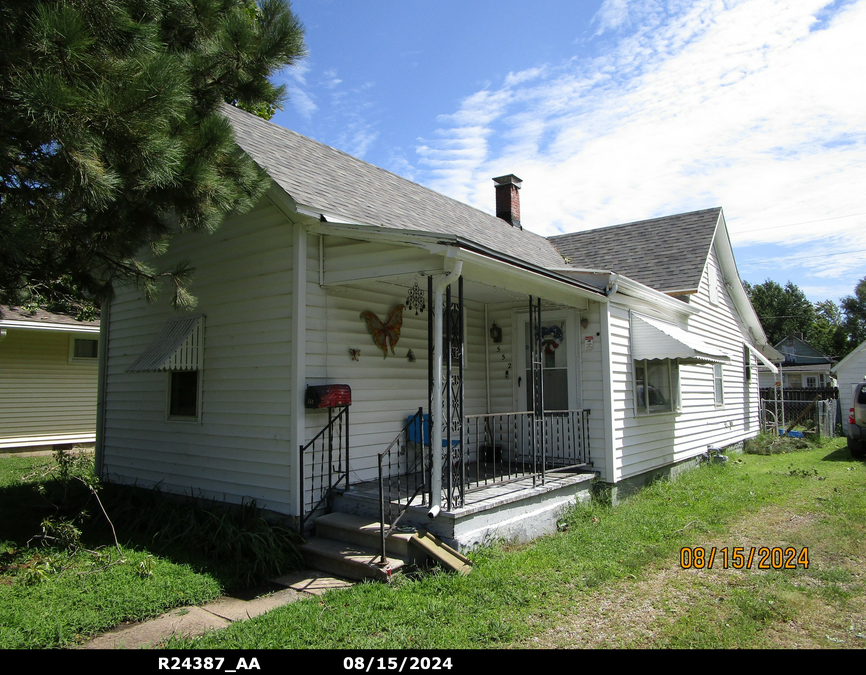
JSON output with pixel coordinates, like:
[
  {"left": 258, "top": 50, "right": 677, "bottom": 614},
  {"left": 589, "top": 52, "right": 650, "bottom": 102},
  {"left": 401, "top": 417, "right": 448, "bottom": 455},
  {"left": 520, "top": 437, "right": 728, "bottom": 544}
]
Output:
[{"left": 493, "top": 174, "right": 522, "bottom": 229}]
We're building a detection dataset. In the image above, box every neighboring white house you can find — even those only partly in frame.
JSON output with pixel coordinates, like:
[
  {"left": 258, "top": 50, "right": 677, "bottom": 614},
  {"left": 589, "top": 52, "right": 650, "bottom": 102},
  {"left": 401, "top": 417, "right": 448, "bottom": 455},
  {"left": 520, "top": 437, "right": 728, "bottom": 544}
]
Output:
[
  {"left": 95, "top": 105, "right": 778, "bottom": 546},
  {"left": 832, "top": 340, "right": 866, "bottom": 435},
  {"left": 0, "top": 306, "right": 100, "bottom": 450}
]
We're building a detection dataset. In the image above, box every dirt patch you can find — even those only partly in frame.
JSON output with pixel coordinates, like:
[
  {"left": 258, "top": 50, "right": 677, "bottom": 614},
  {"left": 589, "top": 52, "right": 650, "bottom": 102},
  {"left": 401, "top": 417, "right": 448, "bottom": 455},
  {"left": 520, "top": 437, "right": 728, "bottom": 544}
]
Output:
[{"left": 520, "top": 506, "right": 866, "bottom": 649}]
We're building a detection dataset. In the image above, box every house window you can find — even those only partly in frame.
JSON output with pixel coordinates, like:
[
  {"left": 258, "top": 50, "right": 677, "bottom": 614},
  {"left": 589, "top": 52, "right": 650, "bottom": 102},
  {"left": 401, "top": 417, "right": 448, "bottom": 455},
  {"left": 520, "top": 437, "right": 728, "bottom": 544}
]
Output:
[
  {"left": 634, "top": 359, "right": 679, "bottom": 414},
  {"left": 713, "top": 363, "right": 724, "bottom": 406},
  {"left": 805, "top": 376, "right": 817, "bottom": 388},
  {"left": 168, "top": 371, "right": 200, "bottom": 420},
  {"left": 69, "top": 337, "right": 99, "bottom": 363}
]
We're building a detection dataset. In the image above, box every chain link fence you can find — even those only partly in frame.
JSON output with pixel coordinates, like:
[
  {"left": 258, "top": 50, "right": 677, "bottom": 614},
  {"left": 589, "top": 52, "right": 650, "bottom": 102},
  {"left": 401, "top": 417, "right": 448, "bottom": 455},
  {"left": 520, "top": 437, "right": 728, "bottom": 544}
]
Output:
[{"left": 760, "top": 394, "right": 839, "bottom": 438}]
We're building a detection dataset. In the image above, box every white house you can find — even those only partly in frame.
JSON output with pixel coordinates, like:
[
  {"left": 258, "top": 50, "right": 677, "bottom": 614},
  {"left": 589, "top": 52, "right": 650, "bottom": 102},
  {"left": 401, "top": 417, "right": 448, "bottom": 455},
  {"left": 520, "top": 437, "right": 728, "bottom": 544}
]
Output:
[
  {"left": 95, "top": 105, "right": 778, "bottom": 547},
  {"left": 832, "top": 340, "right": 866, "bottom": 435},
  {"left": 0, "top": 305, "right": 100, "bottom": 450}
]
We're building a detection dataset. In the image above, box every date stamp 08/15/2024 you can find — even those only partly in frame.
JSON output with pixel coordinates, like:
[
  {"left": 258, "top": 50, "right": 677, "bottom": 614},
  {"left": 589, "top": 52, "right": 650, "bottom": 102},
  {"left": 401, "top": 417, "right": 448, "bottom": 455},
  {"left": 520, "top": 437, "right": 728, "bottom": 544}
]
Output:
[{"left": 679, "top": 547, "right": 809, "bottom": 570}]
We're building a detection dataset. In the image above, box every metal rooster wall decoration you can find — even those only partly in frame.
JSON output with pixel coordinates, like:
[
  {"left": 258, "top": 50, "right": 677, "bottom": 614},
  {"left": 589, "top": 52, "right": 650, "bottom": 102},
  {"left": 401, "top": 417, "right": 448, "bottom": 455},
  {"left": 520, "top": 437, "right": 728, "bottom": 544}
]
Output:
[{"left": 361, "top": 305, "right": 404, "bottom": 358}]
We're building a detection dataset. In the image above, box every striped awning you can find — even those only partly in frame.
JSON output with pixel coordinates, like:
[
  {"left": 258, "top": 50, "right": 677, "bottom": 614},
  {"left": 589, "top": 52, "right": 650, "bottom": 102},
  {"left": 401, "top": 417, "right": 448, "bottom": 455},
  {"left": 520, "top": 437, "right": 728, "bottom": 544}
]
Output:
[
  {"left": 631, "top": 313, "right": 729, "bottom": 364},
  {"left": 127, "top": 315, "right": 204, "bottom": 372}
]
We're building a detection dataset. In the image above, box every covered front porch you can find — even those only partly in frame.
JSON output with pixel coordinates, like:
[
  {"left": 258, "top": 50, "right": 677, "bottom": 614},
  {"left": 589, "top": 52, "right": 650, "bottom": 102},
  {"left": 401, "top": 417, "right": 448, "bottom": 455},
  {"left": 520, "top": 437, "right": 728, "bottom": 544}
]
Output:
[{"left": 297, "top": 232, "right": 607, "bottom": 548}]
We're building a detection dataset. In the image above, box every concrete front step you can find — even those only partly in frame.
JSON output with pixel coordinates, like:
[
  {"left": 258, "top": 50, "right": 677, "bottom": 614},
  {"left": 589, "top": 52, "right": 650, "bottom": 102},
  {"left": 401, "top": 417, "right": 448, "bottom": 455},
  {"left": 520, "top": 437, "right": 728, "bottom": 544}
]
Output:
[
  {"left": 314, "top": 512, "right": 418, "bottom": 560},
  {"left": 299, "top": 536, "right": 405, "bottom": 582}
]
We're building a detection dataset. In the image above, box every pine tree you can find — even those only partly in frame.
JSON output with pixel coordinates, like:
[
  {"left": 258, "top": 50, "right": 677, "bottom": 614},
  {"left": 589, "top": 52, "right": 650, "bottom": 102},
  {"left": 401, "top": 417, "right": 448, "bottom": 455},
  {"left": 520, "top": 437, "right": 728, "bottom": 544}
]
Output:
[{"left": 0, "top": 0, "right": 305, "bottom": 310}]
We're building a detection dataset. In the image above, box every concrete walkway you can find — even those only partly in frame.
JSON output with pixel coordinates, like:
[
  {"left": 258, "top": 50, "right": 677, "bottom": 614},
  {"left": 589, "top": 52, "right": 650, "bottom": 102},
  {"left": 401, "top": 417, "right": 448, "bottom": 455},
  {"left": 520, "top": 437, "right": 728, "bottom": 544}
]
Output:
[
  {"left": 79, "top": 571, "right": 355, "bottom": 649},
  {"left": 2, "top": 448, "right": 356, "bottom": 649}
]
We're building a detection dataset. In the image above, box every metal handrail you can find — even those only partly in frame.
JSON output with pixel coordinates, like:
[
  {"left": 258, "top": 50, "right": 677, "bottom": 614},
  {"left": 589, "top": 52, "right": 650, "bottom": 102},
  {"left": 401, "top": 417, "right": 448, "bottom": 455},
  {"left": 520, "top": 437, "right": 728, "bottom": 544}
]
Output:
[
  {"left": 299, "top": 405, "right": 349, "bottom": 532},
  {"left": 377, "top": 407, "right": 427, "bottom": 565}
]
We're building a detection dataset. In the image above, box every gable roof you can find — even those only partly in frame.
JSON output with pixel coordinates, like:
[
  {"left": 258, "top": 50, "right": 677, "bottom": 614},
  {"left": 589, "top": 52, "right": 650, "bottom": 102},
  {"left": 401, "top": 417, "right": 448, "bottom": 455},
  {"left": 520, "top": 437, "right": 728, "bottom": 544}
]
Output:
[
  {"left": 221, "top": 104, "right": 566, "bottom": 270},
  {"left": 0, "top": 305, "right": 99, "bottom": 333},
  {"left": 831, "top": 339, "right": 866, "bottom": 377},
  {"left": 548, "top": 208, "right": 721, "bottom": 294},
  {"left": 774, "top": 334, "right": 833, "bottom": 365}
]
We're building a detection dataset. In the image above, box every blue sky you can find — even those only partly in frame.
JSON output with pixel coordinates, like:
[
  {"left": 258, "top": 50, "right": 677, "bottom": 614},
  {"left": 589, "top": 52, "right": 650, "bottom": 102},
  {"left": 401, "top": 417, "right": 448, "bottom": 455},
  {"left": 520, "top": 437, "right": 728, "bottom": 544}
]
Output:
[{"left": 271, "top": 0, "right": 866, "bottom": 305}]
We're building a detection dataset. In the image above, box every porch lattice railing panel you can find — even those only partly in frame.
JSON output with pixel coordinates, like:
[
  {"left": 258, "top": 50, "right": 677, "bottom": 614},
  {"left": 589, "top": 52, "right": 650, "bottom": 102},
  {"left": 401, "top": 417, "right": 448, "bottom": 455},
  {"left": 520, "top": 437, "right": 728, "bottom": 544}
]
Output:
[{"left": 462, "top": 409, "right": 591, "bottom": 495}]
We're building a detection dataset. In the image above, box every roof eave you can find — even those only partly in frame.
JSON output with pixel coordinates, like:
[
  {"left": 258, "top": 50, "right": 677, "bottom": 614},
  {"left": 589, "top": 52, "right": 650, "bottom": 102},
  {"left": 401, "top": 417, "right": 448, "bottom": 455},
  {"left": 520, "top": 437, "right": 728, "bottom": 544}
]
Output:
[{"left": 0, "top": 319, "right": 100, "bottom": 334}]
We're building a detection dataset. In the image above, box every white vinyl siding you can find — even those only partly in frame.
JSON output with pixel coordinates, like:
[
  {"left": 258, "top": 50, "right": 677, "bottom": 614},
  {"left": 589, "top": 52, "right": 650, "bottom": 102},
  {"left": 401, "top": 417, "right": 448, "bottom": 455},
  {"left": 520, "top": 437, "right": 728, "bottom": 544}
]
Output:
[
  {"left": 609, "top": 245, "right": 758, "bottom": 483},
  {"left": 101, "top": 200, "right": 296, "bottom": 514}
]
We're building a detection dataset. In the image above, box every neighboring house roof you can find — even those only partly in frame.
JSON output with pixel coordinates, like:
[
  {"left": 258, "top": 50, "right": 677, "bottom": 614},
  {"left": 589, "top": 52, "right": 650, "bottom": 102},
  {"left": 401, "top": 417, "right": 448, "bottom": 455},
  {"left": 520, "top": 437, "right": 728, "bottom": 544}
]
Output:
[
  {"left": 773, "top": 334, "right": 833, "bottom": 366},
  {"left": 0, "top": 306, "right": 99, "bottom": 334},
  {"left": 549, "top": 208, "right": 721, "bottom": 294},
  {"left": 221, "top": 104, "right": 567, "bottom": 270}
]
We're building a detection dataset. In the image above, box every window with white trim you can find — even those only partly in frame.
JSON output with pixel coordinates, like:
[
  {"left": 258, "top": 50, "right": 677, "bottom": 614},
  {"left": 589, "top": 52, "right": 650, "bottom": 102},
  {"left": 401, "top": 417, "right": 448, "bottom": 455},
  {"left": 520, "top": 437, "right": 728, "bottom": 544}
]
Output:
[
  {"left": 69, "top": 336, "right": 98, "bottom": 363},
  {"left": 634, "top": 359, "right": 680, "bottom": 415},
  {"left": 713, "top": 363, "right": 724, "bottom": 406}
]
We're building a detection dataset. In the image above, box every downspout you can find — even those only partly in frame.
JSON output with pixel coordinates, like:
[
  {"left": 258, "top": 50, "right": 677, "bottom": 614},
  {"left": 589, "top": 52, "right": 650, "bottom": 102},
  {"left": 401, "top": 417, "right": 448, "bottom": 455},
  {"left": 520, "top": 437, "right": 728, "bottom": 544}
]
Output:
[{"left": 429, "top": 260, "right": 463, "bottom": 520}]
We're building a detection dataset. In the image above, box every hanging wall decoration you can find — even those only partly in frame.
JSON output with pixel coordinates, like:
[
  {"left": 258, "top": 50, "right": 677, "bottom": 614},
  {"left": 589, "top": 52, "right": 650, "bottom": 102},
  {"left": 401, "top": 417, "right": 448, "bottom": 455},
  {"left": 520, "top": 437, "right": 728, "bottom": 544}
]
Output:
[
  {"left": 349, "top": 348, "right": 360, "bottom": 361},
  {"left": 361, "top": 305, "right": 404, "bottom": 358},
  {"left": 405, "top": 281, "right": 426, "bottom": 315},
  {"left": 541, "top": 325, "right": 564, "bottom": 355}
]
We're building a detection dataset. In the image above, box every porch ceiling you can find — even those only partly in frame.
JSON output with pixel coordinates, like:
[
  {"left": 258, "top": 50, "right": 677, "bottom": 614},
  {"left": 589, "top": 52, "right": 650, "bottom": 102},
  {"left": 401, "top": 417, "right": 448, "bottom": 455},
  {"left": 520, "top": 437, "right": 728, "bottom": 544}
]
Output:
[{"left": 338, "top": 273, "right": 577, "bottom": 307}]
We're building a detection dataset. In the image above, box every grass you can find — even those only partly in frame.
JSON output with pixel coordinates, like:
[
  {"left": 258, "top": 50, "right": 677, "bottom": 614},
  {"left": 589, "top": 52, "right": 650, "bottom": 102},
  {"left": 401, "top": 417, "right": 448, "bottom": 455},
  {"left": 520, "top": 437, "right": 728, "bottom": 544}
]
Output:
[
  {"left": 0, "top": 450, "right": 300, "bottom": 649},
  {"left": 169, "top": 437, "right": 865, "bottom": 650},
  {"left": 2, "top": 438, "right": 863, "bottom": 650}
]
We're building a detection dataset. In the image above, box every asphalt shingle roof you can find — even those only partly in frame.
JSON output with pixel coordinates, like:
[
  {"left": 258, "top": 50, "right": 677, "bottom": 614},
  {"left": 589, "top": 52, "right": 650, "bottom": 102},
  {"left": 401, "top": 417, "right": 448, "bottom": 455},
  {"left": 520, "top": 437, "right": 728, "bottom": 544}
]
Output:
[
  {"left": 222, "top": 104, "right": 566, "bottom": 269},
  {"left": 548, "top": 208, "right": 721, "bottom": 293},
  {"left": 0, "top": 305, "right": 99, "bottom": 329}
]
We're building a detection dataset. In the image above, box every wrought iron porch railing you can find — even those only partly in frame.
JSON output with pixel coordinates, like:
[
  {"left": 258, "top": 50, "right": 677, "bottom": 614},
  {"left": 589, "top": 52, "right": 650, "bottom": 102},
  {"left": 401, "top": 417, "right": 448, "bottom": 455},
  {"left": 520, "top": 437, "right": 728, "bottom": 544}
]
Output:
[
  {"left": 299, "top": 405, "right": 349, "bottom": 532},
  {"left": 462, "top": 409, "right": 591, "bottom": 492},
  {"left": 377, "top": 407, "right": 429, "bottom": 564}
]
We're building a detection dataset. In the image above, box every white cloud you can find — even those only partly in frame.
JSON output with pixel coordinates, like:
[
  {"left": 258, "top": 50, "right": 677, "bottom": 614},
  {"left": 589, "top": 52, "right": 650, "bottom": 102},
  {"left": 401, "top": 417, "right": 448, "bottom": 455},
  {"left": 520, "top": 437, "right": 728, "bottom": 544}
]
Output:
[
  {"left": 416, "top": 0, "right": 866, "bottom": 297},
  {"left": 286, "top": 83, "right": 317, "bottom": 119}
]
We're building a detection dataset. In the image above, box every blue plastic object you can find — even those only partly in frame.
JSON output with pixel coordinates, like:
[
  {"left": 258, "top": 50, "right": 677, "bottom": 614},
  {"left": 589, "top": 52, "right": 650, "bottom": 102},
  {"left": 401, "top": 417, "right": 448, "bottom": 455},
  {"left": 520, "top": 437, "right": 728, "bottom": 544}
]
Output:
[
  {"left": 778, "top": 429, "right": 804, "bottom": 438},
  {"left": 407, "top": 414, "right": 459, "bottom": 446}
]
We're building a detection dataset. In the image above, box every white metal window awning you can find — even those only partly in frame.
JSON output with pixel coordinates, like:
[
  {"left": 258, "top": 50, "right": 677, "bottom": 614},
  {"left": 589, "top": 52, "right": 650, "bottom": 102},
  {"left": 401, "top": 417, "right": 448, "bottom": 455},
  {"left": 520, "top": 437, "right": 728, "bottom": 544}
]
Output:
[
  {"left": 746, "top": 343, "right": 779, "bottom": 374},
  {"left": 631, "top": 313, "right": 730, "bottom": 364},
  {"left": 127, "top": 315, "right": 204, "bottom": 373}
]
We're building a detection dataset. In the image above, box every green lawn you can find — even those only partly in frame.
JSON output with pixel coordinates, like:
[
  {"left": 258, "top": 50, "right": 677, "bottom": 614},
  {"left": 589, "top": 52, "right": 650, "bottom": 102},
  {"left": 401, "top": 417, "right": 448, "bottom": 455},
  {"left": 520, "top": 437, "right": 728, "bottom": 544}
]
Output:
[
  {"left": 2, "top": 440, "right": 864, "bottom": 650},
  {"left": 0, "top": 453, "right": 223, "bottom": 649},
  {"left": 171, "top": 438, "right": 866, "bottom": 650}
]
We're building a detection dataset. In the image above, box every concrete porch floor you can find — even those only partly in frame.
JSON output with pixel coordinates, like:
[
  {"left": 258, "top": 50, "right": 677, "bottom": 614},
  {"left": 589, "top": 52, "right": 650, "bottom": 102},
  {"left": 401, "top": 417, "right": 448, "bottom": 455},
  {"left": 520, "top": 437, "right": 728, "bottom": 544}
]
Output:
[{"left": 332, "top": 465, "right": 597, "bottom": 551}]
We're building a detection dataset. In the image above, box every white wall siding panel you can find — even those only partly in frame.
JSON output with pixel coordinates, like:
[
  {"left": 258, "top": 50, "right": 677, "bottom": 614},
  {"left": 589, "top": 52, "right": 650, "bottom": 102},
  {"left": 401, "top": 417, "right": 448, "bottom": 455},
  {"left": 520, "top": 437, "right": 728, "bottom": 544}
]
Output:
[
  {"left": 0, "top": 330, "right": 98, "bottom": 448},
  {"left": 612, "top": 245, "right": 759, "bottom": 483},
  {"left": 101, "top": 201, "right": 297, "bottom": 515},
  {"left": 836, "top": 345, "right": 866, "bottom": 435}
]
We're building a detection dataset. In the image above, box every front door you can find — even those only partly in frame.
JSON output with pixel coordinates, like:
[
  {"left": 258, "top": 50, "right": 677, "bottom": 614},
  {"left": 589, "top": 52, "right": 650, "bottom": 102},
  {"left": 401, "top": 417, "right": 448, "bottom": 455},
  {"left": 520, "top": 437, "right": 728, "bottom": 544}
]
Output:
[{"left": 517, "top": 311, "right": 575, "bottom": 412}]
